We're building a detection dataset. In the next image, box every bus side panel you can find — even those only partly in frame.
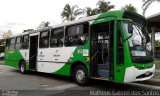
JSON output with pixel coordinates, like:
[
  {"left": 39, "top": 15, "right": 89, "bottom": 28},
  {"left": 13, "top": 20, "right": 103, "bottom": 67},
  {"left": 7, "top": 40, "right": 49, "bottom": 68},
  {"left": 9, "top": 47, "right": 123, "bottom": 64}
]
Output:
[
  {"left": 38, "top": 62, "right": 70, "bottom": 76},
  {"left": 37, "top": 47, "right": 76, "bottom": 75},
  {"left": 52, "top": 63, "right": 71, "bottom": 76},
  {"left": 53, "top": 39, "right": 90, "bottom": 76},
  {"left": 5, "top": 49, "right": 29, "bottom": 69},
  {"left": 19, "top": 50, "right": 29, "bottom": 70},
  {"left": 5, "top": 50, "right": 18, "bottom": 68}
]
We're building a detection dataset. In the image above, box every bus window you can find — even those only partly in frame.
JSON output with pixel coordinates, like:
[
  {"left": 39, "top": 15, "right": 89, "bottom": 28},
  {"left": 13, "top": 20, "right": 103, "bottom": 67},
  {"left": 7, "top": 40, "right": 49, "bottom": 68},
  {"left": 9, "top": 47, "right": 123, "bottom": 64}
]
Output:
[
  {"left": 9, "top": 38, "right": 15, "bottom": 50},
  {"left": 6, "top": 39, "right": 10, "bottom": 50},
  {"left": 22, "top": 35, "right": 29, "bottom": 49},
  {"left": 39, "top": 31, "right": 49, "bottom": 48},
  {"left": 16, "top": 36, "right": 22, "bottom": 50},
  {"left": 50, "top": 28, "right": 64, "bottom": 47},
  {"left": 116, "top": 22, "right": 124, "bottom": 65},
  {"left": 65, "top": 23, "right": 88, "bottom": 46}
]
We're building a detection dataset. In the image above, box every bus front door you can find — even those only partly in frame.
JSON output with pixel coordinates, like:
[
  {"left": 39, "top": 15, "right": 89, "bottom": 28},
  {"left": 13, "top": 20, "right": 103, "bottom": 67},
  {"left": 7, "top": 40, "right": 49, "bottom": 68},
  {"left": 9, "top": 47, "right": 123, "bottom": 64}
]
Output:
[
  {"left": 113, "top": 21, "right": 125, "bottom": 82},
  {"left": 90, "top": 21, "right": 114, "bottom": 80}
]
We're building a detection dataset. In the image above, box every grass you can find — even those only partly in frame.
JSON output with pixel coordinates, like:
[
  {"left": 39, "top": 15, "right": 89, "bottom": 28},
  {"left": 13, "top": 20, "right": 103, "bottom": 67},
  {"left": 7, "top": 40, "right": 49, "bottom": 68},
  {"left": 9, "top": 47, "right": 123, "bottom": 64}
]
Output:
[{"left": 154, "top": 60, "right": 160, "bottom": 65}]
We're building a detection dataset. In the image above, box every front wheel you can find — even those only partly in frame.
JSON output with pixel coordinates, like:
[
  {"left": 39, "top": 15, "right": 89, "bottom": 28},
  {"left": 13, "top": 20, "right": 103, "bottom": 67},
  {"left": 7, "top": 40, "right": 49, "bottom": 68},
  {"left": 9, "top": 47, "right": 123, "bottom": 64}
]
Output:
[
  {"left": 73, "top": 65, "right": 88, "bottom": 86},
  {"left": 19, "top": 61, "right": 27, "bottom": 74}
]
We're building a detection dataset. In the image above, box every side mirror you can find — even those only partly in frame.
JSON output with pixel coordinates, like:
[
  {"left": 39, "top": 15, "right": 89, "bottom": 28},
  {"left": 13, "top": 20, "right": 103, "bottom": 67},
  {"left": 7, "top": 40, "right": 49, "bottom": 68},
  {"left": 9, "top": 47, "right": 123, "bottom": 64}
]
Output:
[
  {"left": 123, "top": 23, "right": 133, "bottom": 42},
  {"left": 128, "top": 23, "right": 133, "bottom": 34}
]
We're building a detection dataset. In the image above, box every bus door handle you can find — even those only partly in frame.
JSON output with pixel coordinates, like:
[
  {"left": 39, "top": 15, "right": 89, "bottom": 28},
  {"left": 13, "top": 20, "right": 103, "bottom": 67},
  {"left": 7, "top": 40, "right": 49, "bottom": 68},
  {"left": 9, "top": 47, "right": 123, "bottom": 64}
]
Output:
[{"left": 55, "top": 59, "right": 58, "bottom": 60}]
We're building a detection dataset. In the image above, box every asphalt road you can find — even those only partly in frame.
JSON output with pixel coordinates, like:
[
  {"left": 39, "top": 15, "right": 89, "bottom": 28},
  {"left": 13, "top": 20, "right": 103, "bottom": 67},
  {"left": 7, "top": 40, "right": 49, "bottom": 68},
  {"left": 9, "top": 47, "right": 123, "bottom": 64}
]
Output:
[{"left": 0, "top": 62, "right": 160, "bottom": 96}]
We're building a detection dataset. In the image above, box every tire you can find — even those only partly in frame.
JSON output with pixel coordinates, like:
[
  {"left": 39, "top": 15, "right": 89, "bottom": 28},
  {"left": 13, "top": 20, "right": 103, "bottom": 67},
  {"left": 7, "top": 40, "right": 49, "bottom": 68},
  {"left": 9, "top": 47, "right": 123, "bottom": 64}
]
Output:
[
  {"left": 73, "top": 65, "right": 88, "bottom": 86},
  {"left": 19, "top": 61, "right": 27, "bottom": 74}
]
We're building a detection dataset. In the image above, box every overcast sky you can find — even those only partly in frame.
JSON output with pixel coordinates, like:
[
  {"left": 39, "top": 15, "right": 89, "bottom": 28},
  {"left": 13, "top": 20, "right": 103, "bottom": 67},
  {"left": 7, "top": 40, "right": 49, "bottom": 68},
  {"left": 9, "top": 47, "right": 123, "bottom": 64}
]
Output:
[{"left": 0, "top": 0, "right": 160, "bottom": 36}]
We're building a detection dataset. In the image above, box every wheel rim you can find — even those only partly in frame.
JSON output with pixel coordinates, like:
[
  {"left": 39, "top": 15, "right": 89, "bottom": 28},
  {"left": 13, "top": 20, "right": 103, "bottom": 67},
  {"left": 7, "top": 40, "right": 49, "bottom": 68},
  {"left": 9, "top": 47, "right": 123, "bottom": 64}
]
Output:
[
  {"left": 76, "top": 69, "right": 85, "bottom": 82},
  {"left": 21, "top": 63, "right": 25, "bottom": 72}
]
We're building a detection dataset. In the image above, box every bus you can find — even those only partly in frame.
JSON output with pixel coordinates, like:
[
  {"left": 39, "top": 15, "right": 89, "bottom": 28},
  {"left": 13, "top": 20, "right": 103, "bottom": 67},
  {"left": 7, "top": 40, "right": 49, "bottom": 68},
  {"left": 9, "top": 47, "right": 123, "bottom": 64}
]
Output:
[{"left": 4, "top": 10, "right": 155, "bottom": 85}]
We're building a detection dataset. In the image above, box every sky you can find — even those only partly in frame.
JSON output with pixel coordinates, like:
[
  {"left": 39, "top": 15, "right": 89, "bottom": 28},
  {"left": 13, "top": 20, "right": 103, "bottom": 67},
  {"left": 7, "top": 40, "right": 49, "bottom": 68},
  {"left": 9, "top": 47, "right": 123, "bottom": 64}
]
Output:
[{"left": 0, "top": 0, "right": 160, "bottom": 36}]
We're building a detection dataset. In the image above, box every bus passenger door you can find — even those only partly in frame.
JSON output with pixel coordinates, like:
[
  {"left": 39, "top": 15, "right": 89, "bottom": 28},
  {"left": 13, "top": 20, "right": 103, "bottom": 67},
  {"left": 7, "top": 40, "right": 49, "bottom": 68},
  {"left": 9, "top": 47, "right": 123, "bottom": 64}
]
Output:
[
  {"left": 29, "top": 35, "right": 38, "bottom": 70},
  {"left": 90, "top": 21, "right": 114, "bottom": 80},
  {"left": 113, "top": 21, "right": 125, "bottom": 82}
]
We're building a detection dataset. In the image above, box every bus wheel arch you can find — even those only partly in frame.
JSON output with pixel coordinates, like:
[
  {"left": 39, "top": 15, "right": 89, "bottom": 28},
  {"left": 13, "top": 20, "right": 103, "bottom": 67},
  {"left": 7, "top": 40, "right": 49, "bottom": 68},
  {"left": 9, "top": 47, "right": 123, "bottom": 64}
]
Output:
[
  {"left": 70, "top": 61, "right": 89, "bottom": 85},
  {"left": 18, "top": 59, "right": 24, "bottom": 68},
  {"left": 19, "top": 59, "right": 27, "bottom": 74}
]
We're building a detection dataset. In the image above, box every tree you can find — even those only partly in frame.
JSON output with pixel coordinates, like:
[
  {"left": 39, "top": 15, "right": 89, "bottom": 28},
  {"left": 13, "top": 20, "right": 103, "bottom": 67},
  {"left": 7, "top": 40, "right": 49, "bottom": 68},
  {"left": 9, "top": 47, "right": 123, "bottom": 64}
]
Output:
[
  {"left": 61, "top": 4, "right": 83, "bottom": 22},
  {"left": 142, "top": 0, "right": 160, "bottom": 16},
  {"left": 121, "top": 4, "right": 137, "bottom": 13},
  {"left": 155, "top": 40, "right": 160, "bottom": 46},
  {"left": 84, "top": 7, "right": 94, "bottom": 16},
  {"left": 37, "top": 21, "right": 50, "bottom": 29},
  {"left": 96, "top": 0, "right": 115, "bottom": 14},
  {"left": 23, "top": 29, "right": 34, "bottom": 32}
]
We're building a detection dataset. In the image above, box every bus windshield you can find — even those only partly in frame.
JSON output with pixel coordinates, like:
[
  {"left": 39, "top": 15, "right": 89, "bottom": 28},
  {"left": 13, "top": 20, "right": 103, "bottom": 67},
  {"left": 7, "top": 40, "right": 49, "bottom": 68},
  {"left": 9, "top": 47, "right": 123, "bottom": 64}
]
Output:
[{"left": 123, "top": 22, "right": 153, "bottom": 63}]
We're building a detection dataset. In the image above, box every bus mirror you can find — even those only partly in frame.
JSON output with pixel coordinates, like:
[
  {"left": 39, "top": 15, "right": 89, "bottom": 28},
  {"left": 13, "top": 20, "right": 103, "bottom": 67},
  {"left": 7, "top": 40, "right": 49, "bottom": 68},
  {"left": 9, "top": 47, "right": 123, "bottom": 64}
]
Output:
[{"left": 128, "top": 23, "right": 133, "bottom": 34}]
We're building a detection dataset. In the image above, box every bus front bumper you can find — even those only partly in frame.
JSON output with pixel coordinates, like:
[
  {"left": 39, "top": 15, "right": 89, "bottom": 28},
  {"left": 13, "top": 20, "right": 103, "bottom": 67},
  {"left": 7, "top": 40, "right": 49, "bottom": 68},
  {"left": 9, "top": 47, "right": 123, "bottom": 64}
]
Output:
[{"left": 124, "top": 64, "right": 155, "bottom": 82}]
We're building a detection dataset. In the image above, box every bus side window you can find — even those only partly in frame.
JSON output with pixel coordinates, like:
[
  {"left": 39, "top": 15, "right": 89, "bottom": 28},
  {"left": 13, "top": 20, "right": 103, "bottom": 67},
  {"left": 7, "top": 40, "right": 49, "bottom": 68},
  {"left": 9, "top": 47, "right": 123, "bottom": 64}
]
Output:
[
  {"left": 6, "top": 39, "right": 10, "bottom": 50},
  {"left": 65, "top": 23, "right": 88, "bottom": 46},
  {"left": 39, "top": 31, "right": 49, "bottom": 48},
  {"left": 50, "top": 28, "right": 64, "bottom": 47},
  {"left": 16, "top": 36, "right": 22, "bottom": 50},
  {"left": 22, "top": 35, "right": 29, "bottom": 49},
  {"left": 9, "top": 38, "right": 15, "bottom": 50}
]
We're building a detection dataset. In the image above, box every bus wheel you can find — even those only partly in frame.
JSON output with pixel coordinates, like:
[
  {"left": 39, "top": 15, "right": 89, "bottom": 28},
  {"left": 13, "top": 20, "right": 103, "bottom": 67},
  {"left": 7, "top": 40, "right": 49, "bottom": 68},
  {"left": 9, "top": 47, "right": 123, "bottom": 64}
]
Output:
[
  {"left": 19, "top": 61, "right": 27, "bottom": 74},
  {"left": 73, "top": 65, "right": 88, "bottom": 86}
]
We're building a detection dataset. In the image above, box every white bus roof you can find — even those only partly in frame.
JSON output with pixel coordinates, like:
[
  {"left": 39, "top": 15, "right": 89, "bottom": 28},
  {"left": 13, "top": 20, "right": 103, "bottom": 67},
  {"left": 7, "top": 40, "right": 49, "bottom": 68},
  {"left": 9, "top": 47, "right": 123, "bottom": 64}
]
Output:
[{"left": 10, "top": 14, "right": 99, "bottom": 38}]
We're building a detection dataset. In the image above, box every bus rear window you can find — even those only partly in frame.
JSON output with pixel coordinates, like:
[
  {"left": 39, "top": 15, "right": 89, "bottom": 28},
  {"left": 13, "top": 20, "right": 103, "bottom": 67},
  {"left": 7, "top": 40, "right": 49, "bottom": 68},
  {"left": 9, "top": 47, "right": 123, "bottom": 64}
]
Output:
[
  {"left": 9, "top": 38, "right": 15, "bottom": 50},
  {"left": 6, "top": 39, "right": 10, "bottom": 50}
]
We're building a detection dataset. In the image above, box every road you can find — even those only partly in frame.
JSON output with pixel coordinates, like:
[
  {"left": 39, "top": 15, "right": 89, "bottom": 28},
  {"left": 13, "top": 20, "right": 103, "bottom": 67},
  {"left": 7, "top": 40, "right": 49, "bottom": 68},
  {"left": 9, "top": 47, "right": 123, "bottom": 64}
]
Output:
[{"left": 0, "top": 62, "right": 160, "bottom": 96}]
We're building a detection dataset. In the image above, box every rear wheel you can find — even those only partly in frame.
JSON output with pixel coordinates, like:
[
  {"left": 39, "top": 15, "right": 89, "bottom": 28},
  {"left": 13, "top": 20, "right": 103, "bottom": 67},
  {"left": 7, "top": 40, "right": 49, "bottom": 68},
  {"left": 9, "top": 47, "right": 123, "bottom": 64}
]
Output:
[
  {"left": 19, "top": 61, "right": 27, "bottom": 74},
  {"left": 73, "top": 65, "right": 88, "bottom": 86}
]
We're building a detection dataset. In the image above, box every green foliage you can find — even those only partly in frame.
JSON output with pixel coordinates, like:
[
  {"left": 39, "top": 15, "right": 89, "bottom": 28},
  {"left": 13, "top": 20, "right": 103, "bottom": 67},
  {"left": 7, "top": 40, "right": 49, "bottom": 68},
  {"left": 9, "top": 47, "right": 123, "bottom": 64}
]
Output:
[
  {"left": 83, "top": 7, "right": 100, "bottom": 16},
  {"left": 155, "top": 40, "right": 160, "bottom": 46},
  {"left": 84, "top": 7, "right": 94, "bottom": 16},
  {"left": 38, "top": 21, "right": 50, "bottom": 28},
  {"left": 154, "top": 60, "right": 160, "bottom": 65},
  {"left": 61, "top": 4, "right": 83, "bottom": 22},
  {"left": 121, "top": 4, "right": 137, "bottom": 13},
  {"left": 96, "top": 0, "right": 115, "bottom": 14}
]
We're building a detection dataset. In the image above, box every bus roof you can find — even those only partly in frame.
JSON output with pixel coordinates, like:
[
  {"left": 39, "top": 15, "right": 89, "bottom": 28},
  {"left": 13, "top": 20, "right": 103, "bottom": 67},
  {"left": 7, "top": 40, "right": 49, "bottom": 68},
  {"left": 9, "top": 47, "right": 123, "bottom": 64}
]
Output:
[{"left": 10, "top": 10, "right": 144, "bottom": 38}]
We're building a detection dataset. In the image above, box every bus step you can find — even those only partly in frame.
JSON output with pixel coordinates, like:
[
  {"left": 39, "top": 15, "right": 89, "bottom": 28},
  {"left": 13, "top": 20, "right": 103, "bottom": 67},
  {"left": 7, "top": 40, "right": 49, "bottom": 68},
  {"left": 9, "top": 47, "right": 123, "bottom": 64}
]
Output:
[
  {"left": 98, "top": 64, "right": 109, "bottom": 70},
  {"left": 98, "top": 70, "right": 109, "bottom": 78},
  {"left": 91, "top": 77, "right": 109, "bottom": 81}
]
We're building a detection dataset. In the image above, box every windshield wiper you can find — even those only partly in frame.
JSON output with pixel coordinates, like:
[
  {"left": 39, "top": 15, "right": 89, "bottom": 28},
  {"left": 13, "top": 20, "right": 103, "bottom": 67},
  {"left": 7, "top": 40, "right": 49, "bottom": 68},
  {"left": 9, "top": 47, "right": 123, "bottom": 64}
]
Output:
[{"left": 134, "top": 25, "right": 146, "bottom": 46}]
